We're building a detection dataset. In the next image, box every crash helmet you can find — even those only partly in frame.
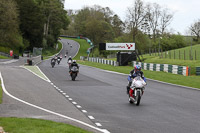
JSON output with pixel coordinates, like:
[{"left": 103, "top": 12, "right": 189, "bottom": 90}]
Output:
[
  {"left": 73, "top": 60, "right": 76, "bottom": 63},
  {"left": 134, "top": 65, "right": 141, "bottom": 71}
]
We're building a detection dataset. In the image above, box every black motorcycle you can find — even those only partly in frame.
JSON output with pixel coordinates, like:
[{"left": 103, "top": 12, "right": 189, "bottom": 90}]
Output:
[
  {"left": 57, "top": 58, "right": 61, "bottom": 64},
  {"left": 51, "top": 59, "right": 56, "bottom": 68},
  {"left": 70, "top": 66, "right": 79, "bottom": 81}
]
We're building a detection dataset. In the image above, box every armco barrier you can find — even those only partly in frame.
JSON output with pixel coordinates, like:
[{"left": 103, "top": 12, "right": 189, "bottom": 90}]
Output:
[
  {"left": 133, "top": 61, "right": 190, "bottom": 76},
  {"left": 80, "top": 56, "right": 118, "bottom": 66}
]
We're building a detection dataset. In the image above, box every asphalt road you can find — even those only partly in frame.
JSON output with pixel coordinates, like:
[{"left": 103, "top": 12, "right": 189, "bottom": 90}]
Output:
[{"left": 39, "top": 39, "right": 200, "bottom": 133}]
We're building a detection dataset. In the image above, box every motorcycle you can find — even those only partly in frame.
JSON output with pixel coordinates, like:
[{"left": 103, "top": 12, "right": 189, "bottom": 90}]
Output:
[
  {"left": 51, "top": 59, "right": 56, "bottom": 68},
  {"left": 68, "top": 60, "right": 72, "bottom": 66},
  {"left": 128, "top": 76, "right": 146, "bottom": 106},
  {"left": 57, "top": 58, "right": 61, "bottom": 64},
  {"left": 69, "top": 66, "right": 79, "bottom": 81}
]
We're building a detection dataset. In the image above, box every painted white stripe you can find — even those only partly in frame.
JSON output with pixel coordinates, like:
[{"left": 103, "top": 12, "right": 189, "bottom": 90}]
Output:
[
  {"left": 63, "top": 93, "right": 66, "bottom": 95},
  {"left": 76, "top": 105, "right": 82, "bottom": 108},
  {"left": 88, "top": 116, "right": 95, "bottom": 120},
  {"left": 95, "top": 123, "right": 102, "bottom": 126},
  {"left": 21, "top": 66, "right": 50, "bottom": 83},
  {"left": 72, "top": 102, "right": 77, "bottom": 105},
  {"left": 65, "top": 95, "right": 69, "bottom": 98},
  {"left": 60, "top": 90, "right": 63, "bottom": 93},
  {"left": 68, "top": 98, "right": 73, "bottom": 101},
  {"left": 82, "top": 110, "right": 87, "bottom": 113},
  {"left": 36, "top": 66, "right": 51, "bottom": 82},
  {"left": 0, "top": 72, "right": 108, "bottom": 133}
]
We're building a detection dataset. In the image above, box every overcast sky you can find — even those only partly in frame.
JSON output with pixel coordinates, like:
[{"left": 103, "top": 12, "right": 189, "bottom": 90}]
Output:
[{"left": 64, "top": 0, "right": 200, "bottom": 35}]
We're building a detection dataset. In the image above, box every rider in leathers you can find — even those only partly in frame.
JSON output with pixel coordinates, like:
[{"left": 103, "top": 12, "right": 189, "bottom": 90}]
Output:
[{"left": 127, "top": 65, "right": 146, "bottom": 94}]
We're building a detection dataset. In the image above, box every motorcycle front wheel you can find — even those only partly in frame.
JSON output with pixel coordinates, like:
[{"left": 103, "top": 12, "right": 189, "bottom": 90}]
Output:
[{"left": 134, "top": 91, "right": 141, "bottom": 106}]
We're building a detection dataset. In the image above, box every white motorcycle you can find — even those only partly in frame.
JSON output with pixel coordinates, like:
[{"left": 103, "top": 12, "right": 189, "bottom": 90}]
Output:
[{"left": 128, "top": 76, "right": 147, "bottom": 106}]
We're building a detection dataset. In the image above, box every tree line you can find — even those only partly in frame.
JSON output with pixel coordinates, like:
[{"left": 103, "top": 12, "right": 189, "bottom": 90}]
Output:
[
  {"left": 63, "top": 0, "right": 195, "bottom": 56},
  {"left": 0, "top": 0, "right": 69, "bottom": 53}
]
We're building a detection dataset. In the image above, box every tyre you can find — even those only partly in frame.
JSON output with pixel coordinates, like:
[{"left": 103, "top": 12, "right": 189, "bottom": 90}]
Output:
[
  {"left": 135, "top": 91, "right": 141, "bottom": 106},
  {"left": 128, "top": 94, "right": 133, "bottom": 104},
  {"left": 71, "top": 73, "right": 76, "bottom": 81}
]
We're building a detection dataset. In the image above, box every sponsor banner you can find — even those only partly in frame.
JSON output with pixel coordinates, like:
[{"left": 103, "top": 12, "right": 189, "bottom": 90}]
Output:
[{"left": 106, "top": 43, "right": 135, "bottom": 50}]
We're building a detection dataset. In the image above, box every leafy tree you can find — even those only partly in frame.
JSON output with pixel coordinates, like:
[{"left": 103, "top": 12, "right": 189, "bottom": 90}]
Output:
[
  {"left": 15, "top": 0, "right": 44, "bottom": 49},
  {"left": 0, "top": 0, "right": 23, "bottom": 50},
  {"left": 111, "top": 15, "right": 124, "bottom": 37}
]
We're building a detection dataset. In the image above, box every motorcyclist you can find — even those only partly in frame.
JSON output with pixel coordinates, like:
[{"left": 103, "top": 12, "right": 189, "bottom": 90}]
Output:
[
  {"left": 69, "top": 60, "right": 79, "bottom": 72},
  {"left": 51, "top": 56, "right": 57, "bottom": 62},
  {"left": 127, "top": 65, "right": 146, "bottom": 94},
  {"left": 68, "top": 56, "right": 72, "bottom": 62}
]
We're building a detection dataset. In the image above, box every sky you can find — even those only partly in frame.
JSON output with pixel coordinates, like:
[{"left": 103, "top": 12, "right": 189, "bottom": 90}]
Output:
[{"left": 64, "top": 0, "right": 200, "bottom": 35}]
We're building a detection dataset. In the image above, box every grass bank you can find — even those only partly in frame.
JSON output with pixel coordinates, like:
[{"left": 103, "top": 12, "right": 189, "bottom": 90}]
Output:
[
  {"left": 0, "top": 55, "right": 11, "bottom": 59},
  {"left": 60, "top": 37, "right": 90, "bottom": 60},
  {"left": 0, "top": 117, "right": 91, "bottom": 133},
  {"left": 42, "top": 42, "right": 62, "bottom": 60},
  {"left": 78, "top": 60, "right": 200, "bottom": 89}
]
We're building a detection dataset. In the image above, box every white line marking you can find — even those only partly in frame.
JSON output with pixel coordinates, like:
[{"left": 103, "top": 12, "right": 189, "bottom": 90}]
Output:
[
  {"left": 68, "top": 98, "right": 72, "bottom": 101},
  {"left": 36, "top": 66, "right": 51, "bottom": 82},
  {"left": 60, "top": 90, "right": 63, "bottom": 93},
  {"left": 88, "top": 116, "right": 95, "bottom": 120},
  {"left": 65, "top": 95, "right": 69, "bottom": 98},
  {"left": 76, "top": 105, "right": 82, "bottom": 108},
  {"left": 0, "top": 72, "right": 108, "bottom": 133},
  {"left": 21, "top": 66, "right": 50, "bottom": 83},
  {"left": 82, "top": 110, "right": 87, "bottom": 113},
  {"left": 96, "top": 123, "right": 102, "bottom": 126},
  {"left": 72, "top": 102, "right": 77, "bottom": 105},
  {"left": 63, "top": 93, "right": 66, "bottom": 95},
  {"left": 54, "top": 85, "right": 56, "bottom": 88}
]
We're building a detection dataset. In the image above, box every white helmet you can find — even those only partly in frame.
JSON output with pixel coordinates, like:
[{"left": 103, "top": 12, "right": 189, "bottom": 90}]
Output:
[{"left": 73, "top": 60, "right": 76, "bottom": 63}]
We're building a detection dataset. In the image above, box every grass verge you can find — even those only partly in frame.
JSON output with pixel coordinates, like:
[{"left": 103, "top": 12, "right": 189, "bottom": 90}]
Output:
[
  {"left": 42, "top": 42, "right": 62, "bottom": 60},
  {"left": 0, "top": 55, "right": 11, "bottom": 59},
  {"left": 0, "top": 117, "right": 91, "bottom": 133},
  {"left": 78, "top": 60, "right": 200, "bottom": 89},
  {"left": 60, "top": 37, "right": 90, "bottom": 60},
  {"left": 23, "top": 66, "right": 49, "bottom": 81}
]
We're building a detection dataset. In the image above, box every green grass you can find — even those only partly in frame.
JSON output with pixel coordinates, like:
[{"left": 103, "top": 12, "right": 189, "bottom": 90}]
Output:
[
  {"left": 42, "top": 42, "right": 62, "bottom": 60},
  {"left": 0, "top": 55, "right": 11, "bottom": 59},
  {"left": 147, "top": 44, "right": 200, "bottom": 60},
  {"left": 60, "top": 37, "right": 90, "bottom": 60},
  {"left": 0, "top": 117, "right": 91, "bottom": 133},
  {"left": 78, "top": 60, "right": 200, "bottom": 89},
  {"left": 23, "top": 66, "right": 49, "bottom": 81},
  {"left": 0, "top": 80, "right": 2, "bottom": 104}
]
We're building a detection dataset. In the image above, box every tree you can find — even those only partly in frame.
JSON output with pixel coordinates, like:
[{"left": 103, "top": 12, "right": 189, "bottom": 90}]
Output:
[
  {"left": 15, "top": 0, "right": 44, "bottom": 49},
  {"left": 146, "top": 3, "right": 161, "bottom": 41},
  {"left": 111, "top": 15, "right": 124, "bottom": 37},
  {"left": 160, "top": 8, "right": 173, "bottom": 35},
  {"left": 126, "top": 0, "right": 146, "bottom": 42},
  {"left": 189, "top": 19, "right": 200, "bottom": 42},
  {"left": 0, "top": 0, "right": 23, "bottom": 49}
]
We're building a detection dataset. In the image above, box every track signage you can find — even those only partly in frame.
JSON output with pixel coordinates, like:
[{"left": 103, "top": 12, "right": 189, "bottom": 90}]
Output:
[{"left": 106, "top": 43, "right": 135, "bottom": 51}]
